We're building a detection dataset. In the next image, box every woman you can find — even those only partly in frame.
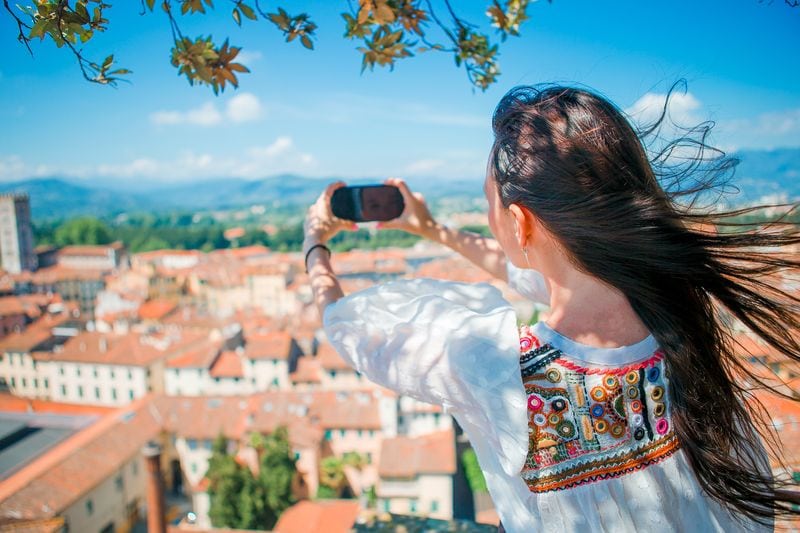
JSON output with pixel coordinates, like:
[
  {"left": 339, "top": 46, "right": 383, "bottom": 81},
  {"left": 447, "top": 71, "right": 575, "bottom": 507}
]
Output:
[{"left": 303, "top": 84, "right": 800, "bottom": 531}]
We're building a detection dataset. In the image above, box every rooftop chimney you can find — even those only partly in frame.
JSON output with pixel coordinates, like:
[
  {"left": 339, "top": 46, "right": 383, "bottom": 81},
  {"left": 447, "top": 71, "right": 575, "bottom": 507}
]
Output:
[{"left": 142, "top": 441, "right": 167, "bottom": 533}]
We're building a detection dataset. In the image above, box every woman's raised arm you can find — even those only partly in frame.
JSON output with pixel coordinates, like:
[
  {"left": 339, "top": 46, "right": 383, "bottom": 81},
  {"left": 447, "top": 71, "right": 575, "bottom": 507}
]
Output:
[{"left": 380, "top": 178, "right": 509, "bottom": 282}]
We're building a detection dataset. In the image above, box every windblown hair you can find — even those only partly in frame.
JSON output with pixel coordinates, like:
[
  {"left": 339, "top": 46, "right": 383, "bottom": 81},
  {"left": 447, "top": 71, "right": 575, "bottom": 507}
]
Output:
[{"left": 490, "top": 81, "right": 800, "bottom": 525}]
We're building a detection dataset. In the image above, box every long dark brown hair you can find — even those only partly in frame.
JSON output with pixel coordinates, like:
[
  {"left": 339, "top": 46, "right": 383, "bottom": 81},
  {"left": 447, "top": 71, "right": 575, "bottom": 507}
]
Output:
[{"left": 490, "top": 81, "right": 800, "bottom": 525}]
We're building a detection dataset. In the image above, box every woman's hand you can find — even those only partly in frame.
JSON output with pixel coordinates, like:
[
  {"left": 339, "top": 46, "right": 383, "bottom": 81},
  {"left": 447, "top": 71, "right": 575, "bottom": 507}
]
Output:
[
  {"left": 303, "top": 181, "right": 357, "bottom": 247},
  {"left": 378, "top": 177, "right": 439, "bottom": 239}
]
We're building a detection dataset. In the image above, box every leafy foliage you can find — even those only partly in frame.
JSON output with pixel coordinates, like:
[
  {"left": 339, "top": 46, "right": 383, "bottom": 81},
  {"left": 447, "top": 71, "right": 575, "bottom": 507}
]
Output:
[
  {"left": 6, "top": 0, "right": 558, "bottom": 92},
  {"left": 206, "top": 430, "right": 297, "bottom": 530},
  {"left": 53, "top": 216, "right": 113, "bottom": 246},
  {"left": 460, "top": 448, "right": 488, "bottom": 493}
]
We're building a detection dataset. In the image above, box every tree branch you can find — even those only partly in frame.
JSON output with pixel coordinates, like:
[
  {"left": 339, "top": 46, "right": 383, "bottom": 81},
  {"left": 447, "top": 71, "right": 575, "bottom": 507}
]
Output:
[{"left": 3, "top": 0, "right": 33, "bottom": 55}]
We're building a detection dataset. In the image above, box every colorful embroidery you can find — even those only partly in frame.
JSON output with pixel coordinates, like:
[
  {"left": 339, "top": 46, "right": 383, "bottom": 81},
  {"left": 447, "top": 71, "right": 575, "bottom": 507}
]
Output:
[{"left": 519, "top": 328, "right": 680, "bottom": 493}]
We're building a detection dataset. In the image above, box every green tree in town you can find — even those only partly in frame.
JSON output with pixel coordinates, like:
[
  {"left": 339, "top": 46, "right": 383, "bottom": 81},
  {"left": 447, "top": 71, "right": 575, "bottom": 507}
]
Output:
[
  {"left": 461, "top": 448, "right": 488, "bottom": 494},
  {"left": 207, "top": 434, "right": 247, "bottom": 528},
  {"left": 252, "top": 427, "right": 297, "bottom": 526},
  {"left": 53, "top": 216, "right": 113, "bottom": 246},
  {"left": 318, "top": 456, "right": 348, "bottom": 499}
]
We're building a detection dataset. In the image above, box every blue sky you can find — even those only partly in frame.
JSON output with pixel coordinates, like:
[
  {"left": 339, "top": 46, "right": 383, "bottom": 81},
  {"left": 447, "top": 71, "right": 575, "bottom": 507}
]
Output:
[{"left": 1, "top": 0, "right": 798, "bottom": 185}]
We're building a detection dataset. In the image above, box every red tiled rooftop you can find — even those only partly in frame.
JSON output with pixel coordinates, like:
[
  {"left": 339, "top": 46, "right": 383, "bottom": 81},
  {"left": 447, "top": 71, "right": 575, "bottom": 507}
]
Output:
[
  {"left": 0, "top": 393, "right": 114, "bottom": 416},
  {"left": 138, "top": 299, "right": 178, "bottom": 321},
  {"left": 244, "top": 331, "right": 294, "bottom": 360},
  {"left": 316, "top": 343, "right": 351, "bottom": 371},
  {"left": 290, "top": 357, "right": 321, "bottom": 383},
  {"left": 273, "top": 499, "right": 360, "bottom": 533},
  {"left": 55, "top": 331, "right": 208, "bottom": 367},
  {"left": 58, "top": 243, "right": 120, "bottom": 258},
  {"left": 0, "top": 395, "right": 163, "bottom": 519},
  {"left": 165, "top": 337, "right": 225, "bottom": 369},
  {"left": 209, "top": 350, "right": 244, "bottom": 378},
  {"left": 379, "top": 429, "right": 456, "bottom": 478}
]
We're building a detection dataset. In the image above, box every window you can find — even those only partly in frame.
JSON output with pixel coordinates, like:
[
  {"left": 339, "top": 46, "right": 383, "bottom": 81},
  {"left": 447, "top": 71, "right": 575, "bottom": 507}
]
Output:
[
  {"left": 78, "top": 385, "right": 84, "bottom": 398},
  {"left": 95, "top": 387, "right": 100, "bottom": 399},
  {"left": 431, "top": 500, "right": 439, "bottom": 513},
  {"left": 366, "top": 452, "right": 372, "bottom": 464},
  {"left": 115, "top": 475, "right": 124, "bottom": 491},
  {"left": 110, "top": 369, "right": 115, "bottom": 378},
  {"left": 21, "top": 378, "right": 26, "bottom": 387},
  {"left": 10, "top": 377, "right": 15, "bottom": 388},
  {"left": 294, "top": 451, "right": 301, "bottom": 460},
  {"left": 44, "top": 378, "right": 48, "bottom": 389},
  {"left": 410, "top": 499, "right": 417, "bottom": 513},
  {"left": 369, "top": 430, "right": 374, "bottom": 438},
  {"left": 60, "top": 384, "right": 67, "bottom": 395},
  {"left": 339, "top": 429, "right": 346, "bottom": 438},
  {"left": 76, "top": 367, "right": 81, "bottom": 377},
  {"left": 86, "top": 499, "right": 93, "bottom": 515},
  {"left": 358, "top": 429, "right": 363, "bottom": 437},
  {"left": 330, "top": 370, "right": 337, "bottom": 378},
  {"left": 93, "top": 367, "right": 98, "bottom": 378},
  {"left": 112, "top": 388, "right": 117, "bottom": 400},
  {"left": 127, "top": 369, "right": 132, "bottom": 379},
  {"left": 188, "top": 439, "right": 197, "bottom": 450},
  {"left": 382, "top": 499, "right": 391, "bottom": 512},
  {"left": 324, "top": 430, "right": 332, "bottom": 441},
  {"left": 128, "top": 390, "right": 134, "bottom": 400}
]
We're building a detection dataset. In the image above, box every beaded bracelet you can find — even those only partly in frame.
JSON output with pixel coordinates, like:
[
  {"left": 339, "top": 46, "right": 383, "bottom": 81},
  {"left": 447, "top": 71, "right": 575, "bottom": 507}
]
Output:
[{"left": 304, "top": 243, "right": 331, "bottom": 273}]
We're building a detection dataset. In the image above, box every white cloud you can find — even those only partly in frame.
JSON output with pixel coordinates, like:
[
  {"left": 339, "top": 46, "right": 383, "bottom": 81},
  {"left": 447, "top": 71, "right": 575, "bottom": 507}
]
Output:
[
  {"left": 718, "top": 108, "right": 800, "bottom": 150},
  {"left": 0, "top": 135, "right": 317, "bottom": 183},
  {"left": 626, "top": 91, "right": 702, "bottom": 126},
  {"left": 250, "top": 136, "right": 293, "bottom": 158},
  {"left": 150, "top": 93, "right": 263, "bottom": 126},
  {"left": 404, "top": 158, "right": 445, "bottom": 175},
  {"left": 235, "top": 50, "right": 263, "bottom": 64},
  {"left": 226, "top": 93, "right": 263, "bottom": 123}
]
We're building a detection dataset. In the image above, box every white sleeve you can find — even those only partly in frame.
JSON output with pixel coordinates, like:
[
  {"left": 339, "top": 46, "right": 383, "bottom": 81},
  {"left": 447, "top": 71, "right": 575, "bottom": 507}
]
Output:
[
  {"left": 506, "top": 260, "right": 550, "bottom": 305},
  {"left": 322, "top": 277, "right": 528, "bottom": 475}
]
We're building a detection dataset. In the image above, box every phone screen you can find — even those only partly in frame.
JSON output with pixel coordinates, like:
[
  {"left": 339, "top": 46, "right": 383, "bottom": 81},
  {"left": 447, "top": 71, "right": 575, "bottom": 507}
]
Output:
[{"left": 331, "top": 185, "right": 405, "bottom": 222}]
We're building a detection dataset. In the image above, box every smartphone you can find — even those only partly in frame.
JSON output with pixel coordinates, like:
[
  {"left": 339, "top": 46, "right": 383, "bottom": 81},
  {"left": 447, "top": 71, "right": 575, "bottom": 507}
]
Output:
[{"left": 330, "top": 184, "right": 405, "bottom": 222}]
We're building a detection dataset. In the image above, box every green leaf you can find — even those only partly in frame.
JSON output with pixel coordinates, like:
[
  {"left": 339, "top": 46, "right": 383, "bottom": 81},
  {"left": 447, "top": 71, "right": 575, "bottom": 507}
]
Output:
[
  {"left": 146, "top": 0, "right": 156, "bottom": 10},
  {"left": 232, "top": 8, "right": 241, "bottom": 26},
  {"left": 238, "top": 3, "right": 256, "bottom": 20}
]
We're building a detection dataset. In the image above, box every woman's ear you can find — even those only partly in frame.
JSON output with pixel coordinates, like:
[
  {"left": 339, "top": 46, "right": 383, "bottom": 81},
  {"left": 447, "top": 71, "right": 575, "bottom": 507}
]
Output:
[{"left": 508, "top": 203, "right": 533, "bottom": 248}]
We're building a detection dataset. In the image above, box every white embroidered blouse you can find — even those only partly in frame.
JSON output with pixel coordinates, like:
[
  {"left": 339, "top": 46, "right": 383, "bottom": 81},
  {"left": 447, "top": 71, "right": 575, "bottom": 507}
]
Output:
[{"left": 322, "top": 262, "right": 771, "bottom": 532}]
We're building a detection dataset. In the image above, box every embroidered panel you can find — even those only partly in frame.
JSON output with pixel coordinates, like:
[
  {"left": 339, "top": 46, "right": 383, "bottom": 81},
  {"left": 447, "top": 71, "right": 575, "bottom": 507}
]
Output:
[{"left": 518, "top": 325, "right": 680, "bottom": 493}]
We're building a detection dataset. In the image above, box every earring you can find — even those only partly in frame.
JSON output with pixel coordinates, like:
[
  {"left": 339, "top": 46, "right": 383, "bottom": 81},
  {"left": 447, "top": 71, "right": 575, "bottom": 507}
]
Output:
[{"left": 522, "top": 246, "right": 532, "bottom": 268}]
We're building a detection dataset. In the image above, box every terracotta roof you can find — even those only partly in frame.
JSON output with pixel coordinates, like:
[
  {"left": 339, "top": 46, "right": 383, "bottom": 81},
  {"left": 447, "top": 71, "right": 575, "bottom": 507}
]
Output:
[
  {"left": 29, "top": 265, "right": 109, "bottom": 283},
  {"left": 306, "top": 390, "right": 382, "bottom": 430},
  {"left": 54, "top": 331, "right": 208, "bottom": 367},
  {"left": 244, "top": 331, "right": 293, "bottom": 360},
  {"left": 209, "top": 351, "right": 244, "bottom": 378},
  {"left": 165, "top": 337, "right": 225, "bottom": 369},
  {"left": 273, "top": 499, "right": 360, "bottom": 533},
  {"left": 0, "top": 517, "right": 65, "bottom": 532},
  {"left": 751, "top": 390, "right": 800, "bottom": 469},
  {"left": 379, "top": 429, "right": 456, "bottom": 478},
  {"left": 0, "top": 326, "right": 54, "bottom": 353},
  {"left": 290, "top": 357, "right": 321, "bottom": 383},
  {"left": 414, "top": 256, "right": 493, "bottom": 283},
  {"left": 0, "top": 393, "right": 114, "bottom": 416},
  {"left": 315, "top": 343, "right": 351, "bottom": 371},
  {"left": 138, "top": 299, "right": 178, "bottom": 321},
  {"left": 58, "top": 243, "right": 121, "bottom": 258},
  {"left": 0, "top": 395, "right": 163, "bottom": 520}
]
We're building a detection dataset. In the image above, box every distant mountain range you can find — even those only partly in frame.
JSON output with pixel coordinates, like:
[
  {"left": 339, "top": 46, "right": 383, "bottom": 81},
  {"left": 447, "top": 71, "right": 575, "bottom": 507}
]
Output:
[{"left": 2, "top": 148, "right": 798, "bottom": 221}]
